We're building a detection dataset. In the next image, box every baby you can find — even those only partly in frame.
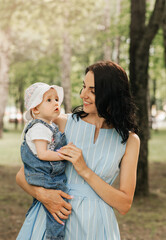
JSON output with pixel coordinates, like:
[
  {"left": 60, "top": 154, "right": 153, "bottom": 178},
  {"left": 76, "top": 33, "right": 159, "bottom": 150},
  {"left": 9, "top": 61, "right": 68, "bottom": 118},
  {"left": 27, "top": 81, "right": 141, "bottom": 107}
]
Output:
[{"left": 17, "top": 82, "right": 68, "bottom": 240}]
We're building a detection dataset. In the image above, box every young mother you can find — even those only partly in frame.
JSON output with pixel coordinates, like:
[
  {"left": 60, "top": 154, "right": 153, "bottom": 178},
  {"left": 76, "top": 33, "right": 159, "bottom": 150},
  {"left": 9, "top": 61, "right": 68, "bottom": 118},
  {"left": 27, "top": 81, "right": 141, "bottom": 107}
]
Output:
[{"left": 16, "top": 60, "right": 140, "bottom": 240}]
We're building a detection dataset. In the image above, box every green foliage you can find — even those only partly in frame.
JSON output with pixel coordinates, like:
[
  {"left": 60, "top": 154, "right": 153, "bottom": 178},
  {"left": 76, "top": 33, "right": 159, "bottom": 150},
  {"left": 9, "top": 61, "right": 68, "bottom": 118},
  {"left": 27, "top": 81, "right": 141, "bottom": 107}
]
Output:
[
  {"left": 1, "top": 0, "right": 164, "bottom": 111},
  {"left": 10, "top": 54, "right": 62, "bottom": 111},
  {"left": 149, "top": 29, "right": 166, "bottom": 109}
]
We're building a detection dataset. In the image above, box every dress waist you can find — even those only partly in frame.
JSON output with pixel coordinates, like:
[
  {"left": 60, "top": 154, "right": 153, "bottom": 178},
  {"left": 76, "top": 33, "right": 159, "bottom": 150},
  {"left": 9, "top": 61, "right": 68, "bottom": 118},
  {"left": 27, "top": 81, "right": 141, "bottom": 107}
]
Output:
[{"left": 67, "top": 183, "right": 101, "bottom": 200}]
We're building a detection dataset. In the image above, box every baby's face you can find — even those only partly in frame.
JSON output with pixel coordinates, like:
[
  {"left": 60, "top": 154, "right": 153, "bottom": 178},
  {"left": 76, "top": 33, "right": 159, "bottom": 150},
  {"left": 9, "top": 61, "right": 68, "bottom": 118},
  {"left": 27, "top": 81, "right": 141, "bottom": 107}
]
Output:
[{"left": 35, "top": 88, "right": 60, "bottom": 123}]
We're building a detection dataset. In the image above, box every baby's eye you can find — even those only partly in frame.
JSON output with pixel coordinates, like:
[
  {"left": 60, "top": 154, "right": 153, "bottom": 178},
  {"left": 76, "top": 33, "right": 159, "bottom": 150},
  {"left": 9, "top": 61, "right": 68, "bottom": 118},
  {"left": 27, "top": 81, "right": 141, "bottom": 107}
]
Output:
[
  {"left": 83, "top": 84, "right": 86, "bottom": 88},
  {"left": 55, "top": 98, "right": 59, "bottom": 102},
  {"left": 47, "top": 98, "right": 51, "bottom": 102}
]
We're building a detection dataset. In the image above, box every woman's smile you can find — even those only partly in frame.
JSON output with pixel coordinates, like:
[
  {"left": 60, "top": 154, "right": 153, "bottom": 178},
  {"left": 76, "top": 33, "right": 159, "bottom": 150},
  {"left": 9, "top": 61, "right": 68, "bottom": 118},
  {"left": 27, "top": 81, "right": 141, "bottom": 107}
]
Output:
[{"left": 83, "top": 101, "right": 92, "bottom": 106}]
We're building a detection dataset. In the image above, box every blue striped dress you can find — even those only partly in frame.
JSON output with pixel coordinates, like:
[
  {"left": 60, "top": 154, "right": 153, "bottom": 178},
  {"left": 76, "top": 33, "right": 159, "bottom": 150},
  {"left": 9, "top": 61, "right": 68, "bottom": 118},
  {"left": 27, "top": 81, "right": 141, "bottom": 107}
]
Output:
[{"left": 17, "top": 114, "right": 126, "bottom": 240}]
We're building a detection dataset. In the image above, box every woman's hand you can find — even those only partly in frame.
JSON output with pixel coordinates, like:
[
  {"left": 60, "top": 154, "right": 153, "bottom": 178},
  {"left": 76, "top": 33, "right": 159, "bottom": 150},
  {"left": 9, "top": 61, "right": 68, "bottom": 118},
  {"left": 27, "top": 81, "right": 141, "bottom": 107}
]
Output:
[
  {"left": 16, "top": 166, "right": 73, "bottom": 225},
  {"left": 39, "top": 188, "right": 73, "bottom": 225},
  {"left": 57, "top": 143, "right": 89, "bottom": 178}
]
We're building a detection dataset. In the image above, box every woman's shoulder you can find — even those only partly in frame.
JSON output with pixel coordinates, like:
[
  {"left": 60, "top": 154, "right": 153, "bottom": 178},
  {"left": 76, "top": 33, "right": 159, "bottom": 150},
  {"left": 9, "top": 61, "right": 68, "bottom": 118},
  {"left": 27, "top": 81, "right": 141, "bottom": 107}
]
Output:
[
  {"left": 125, "top": 132, "right": 140, "bottom": 151},
  {"left": 128, "top": 132, "right": 140, "bottom": 143}
]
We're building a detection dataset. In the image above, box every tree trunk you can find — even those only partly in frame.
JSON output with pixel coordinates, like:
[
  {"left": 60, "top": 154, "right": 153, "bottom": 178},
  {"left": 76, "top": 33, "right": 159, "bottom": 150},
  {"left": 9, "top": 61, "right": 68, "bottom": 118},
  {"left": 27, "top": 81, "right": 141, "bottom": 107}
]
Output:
[
  {"left": 134, "top": 52, "right": 149, "bottom": 195},
  {"left": 129, "top": 0, "right": 165, "bottom": 195},
  {"left": 113, "top": 0, "right": 121, "bottom": 64},
  {"left": 61, "top": 31, "right": 72, "bottom": 113},
  {"left": 61, "top": 1, "right": 72, "bottom": 113},
  {"left": 162, "top": 6, "right": 166, "bottom": 67},
  {"left": 0, "top": 29, "right": 10, "bottom": 138},
  {"left": 18, "top": 79, "right": 25, "bottom": 127},
  {"left": 103, "top": 0, "right": 111, "bottom": 60}
]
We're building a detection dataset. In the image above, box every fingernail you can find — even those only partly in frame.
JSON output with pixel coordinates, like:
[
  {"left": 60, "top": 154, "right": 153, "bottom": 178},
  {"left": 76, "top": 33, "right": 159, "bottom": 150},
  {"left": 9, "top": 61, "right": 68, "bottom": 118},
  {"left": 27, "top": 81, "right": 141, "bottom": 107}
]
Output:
[
  {"left": 62, "top": 222, "right": 65, "bottom": 225},
  {"left": 70, "top": 195, "right": 74, "bottom": 199}
]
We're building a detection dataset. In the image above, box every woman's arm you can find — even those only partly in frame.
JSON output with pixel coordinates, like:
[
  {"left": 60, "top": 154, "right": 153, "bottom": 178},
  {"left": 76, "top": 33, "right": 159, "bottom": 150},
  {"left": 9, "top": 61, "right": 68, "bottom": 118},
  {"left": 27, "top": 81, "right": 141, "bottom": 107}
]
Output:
[
  {"left": 57, "top": 133, "right": 140, "bottom": 215},
  {"left": 16, "top": 166, "right": 73, "bottom": 225}
]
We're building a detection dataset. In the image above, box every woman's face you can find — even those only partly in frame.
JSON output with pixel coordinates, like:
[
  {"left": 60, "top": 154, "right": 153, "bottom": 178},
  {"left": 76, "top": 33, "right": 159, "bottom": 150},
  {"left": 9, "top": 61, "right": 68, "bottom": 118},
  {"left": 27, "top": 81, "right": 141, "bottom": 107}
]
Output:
[{"left": 80, "top": 71, "right": 98, "bottom": 114}]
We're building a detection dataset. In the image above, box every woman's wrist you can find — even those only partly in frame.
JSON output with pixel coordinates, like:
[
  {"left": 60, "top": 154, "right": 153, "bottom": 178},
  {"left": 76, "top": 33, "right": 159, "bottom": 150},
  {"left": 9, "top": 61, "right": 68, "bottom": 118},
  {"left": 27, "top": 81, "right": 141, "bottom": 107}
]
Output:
[
  {"left": 81, "top": 167, "right": 93, "bottom": 181},
  {"left": 35, "top": 186, "right": 46, "bottom": 202}
]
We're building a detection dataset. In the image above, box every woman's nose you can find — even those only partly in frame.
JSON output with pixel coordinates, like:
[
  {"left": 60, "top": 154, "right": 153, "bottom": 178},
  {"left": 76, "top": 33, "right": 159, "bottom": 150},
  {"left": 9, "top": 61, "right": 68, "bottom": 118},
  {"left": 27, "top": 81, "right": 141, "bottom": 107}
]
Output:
[{"left": 80, "top": 88, "right": 88, "bottom": 98}]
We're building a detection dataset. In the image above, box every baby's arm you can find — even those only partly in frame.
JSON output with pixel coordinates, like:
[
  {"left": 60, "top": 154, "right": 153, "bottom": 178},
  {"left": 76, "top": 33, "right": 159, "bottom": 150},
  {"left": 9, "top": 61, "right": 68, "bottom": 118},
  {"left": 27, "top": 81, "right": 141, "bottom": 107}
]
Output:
[
  {"left": 53, "top": 114, "right": 68, "bottom": 133},
  {"left": 34, "top": 139, "right": 63, "bottom": 161}
]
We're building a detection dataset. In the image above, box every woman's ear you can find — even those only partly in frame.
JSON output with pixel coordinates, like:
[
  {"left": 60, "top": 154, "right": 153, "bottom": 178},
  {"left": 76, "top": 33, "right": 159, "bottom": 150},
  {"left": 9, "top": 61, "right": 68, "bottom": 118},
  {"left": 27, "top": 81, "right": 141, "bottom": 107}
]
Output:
[{"left": 32, "top": 107, "right": 40, "bottom": 116}]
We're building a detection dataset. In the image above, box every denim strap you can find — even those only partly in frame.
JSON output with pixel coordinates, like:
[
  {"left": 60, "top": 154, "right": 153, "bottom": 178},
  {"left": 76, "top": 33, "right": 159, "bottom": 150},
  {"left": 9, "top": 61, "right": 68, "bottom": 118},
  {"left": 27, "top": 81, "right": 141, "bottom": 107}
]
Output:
[{"left": 23, "top": 119, "right": 58, "bottom": 140}]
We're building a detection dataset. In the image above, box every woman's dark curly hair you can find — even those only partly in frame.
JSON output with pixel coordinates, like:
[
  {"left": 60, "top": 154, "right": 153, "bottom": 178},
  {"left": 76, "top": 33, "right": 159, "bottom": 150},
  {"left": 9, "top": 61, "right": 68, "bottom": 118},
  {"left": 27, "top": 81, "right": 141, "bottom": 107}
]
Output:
[{"left": 72, "top": 60, "right": 138, "bottom": 143}]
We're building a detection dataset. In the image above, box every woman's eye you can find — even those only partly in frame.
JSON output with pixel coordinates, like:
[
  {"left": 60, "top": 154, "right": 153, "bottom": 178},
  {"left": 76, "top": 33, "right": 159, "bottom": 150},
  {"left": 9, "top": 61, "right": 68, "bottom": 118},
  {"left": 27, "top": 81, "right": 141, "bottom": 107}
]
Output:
[{"left": 83, "top": 85, "right": 86, "bottom": 88}]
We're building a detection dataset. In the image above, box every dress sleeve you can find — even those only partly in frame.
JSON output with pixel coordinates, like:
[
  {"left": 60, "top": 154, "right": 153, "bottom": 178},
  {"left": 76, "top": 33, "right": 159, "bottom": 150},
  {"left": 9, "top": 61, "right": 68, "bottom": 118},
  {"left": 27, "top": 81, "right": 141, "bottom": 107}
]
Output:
[{"left": 28, "top": 123, "right": 53, "bottom": 143}]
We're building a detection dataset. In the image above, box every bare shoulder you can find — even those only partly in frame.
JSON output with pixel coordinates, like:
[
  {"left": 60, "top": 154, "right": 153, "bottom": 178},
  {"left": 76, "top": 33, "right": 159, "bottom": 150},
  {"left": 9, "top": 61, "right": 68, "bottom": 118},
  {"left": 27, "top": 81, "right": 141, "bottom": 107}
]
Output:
[
  {"left": 127, "top": 132, "right": 140, "bottom": 145},
  {"left": 125, "top": 132, "right": 140, "bottom": 153},
  {"left": 128, "top": 132, "right": 140, "bottom": 144},
  {"left": 121, "top": 132, "right": 140, "bottom": 168}
]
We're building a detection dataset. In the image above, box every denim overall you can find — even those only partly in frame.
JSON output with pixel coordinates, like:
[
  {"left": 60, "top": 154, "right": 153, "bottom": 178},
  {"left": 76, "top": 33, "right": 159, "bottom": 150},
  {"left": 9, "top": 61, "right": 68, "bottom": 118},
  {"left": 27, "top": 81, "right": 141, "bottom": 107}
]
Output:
[{"left": 21, "top": 119, "right": 68, "bottom": 240}]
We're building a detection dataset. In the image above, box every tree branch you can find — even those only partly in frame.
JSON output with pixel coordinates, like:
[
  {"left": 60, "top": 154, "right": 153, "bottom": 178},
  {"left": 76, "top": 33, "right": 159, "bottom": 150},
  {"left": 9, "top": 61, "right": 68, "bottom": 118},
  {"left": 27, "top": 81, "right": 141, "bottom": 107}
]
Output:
[{"left": 138, "top": 0, "right": 165, "bottom": 55}]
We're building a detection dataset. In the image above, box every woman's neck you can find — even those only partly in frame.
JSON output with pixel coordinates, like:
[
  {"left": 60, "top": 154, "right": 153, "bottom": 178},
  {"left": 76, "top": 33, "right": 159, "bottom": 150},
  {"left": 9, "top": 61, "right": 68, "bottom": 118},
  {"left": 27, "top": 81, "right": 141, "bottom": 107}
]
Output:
[{"left": 83, "top": 114, "right": 109, "bottom": 129}]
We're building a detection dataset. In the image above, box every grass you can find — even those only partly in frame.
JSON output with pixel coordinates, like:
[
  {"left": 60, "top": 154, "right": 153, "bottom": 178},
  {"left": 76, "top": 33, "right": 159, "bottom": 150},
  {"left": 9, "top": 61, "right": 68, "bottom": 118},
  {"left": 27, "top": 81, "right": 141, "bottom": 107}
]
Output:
[
  {"left": 1, "top": 127, "right": 166, "bottom": 166},
  {"left": 149, "top": 129, "right": 166, "bottom": 162},
  {"left": 0, "top": 129, "right": 22, "bottom": 166},
  {"left": 116, "top": 161, "right": 166, "bottom": 239},
  {"left": 0, "top": 125, "right": 166, "bottom": 240}
]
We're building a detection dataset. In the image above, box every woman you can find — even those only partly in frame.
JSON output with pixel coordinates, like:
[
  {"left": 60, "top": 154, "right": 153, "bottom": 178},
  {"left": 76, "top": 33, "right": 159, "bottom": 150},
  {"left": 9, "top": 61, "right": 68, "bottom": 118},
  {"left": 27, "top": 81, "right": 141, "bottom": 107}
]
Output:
[{"left": 16, "top": 60, "right": 140, "bottom": 240}]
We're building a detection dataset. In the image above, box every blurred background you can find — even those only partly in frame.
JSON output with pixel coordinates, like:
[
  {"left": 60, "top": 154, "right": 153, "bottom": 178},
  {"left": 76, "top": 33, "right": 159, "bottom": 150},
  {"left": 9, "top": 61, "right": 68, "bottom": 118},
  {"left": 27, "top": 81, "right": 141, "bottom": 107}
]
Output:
[{"left": 0, "top": 0, "right": 166, "bottom": 239}]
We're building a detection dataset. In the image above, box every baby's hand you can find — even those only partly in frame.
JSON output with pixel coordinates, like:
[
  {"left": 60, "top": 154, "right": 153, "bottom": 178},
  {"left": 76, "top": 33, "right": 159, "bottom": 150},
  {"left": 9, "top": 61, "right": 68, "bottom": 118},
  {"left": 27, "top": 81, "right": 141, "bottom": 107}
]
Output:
[{"left": 53, "top": 114, "right": 67, "bottom": 133}]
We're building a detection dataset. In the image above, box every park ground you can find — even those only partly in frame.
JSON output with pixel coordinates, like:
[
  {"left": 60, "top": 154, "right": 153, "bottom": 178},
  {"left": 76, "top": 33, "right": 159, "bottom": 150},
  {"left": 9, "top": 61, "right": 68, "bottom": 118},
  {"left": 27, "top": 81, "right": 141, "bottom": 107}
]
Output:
[{"left": 0, "top": 127, "right": 166, "bottom": 240}]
